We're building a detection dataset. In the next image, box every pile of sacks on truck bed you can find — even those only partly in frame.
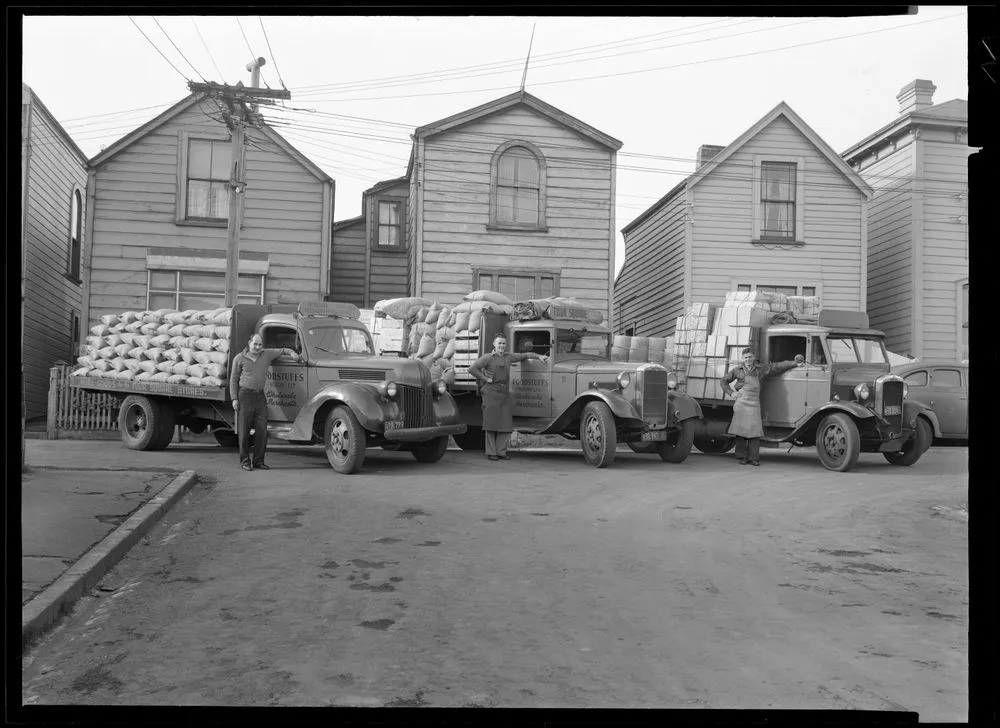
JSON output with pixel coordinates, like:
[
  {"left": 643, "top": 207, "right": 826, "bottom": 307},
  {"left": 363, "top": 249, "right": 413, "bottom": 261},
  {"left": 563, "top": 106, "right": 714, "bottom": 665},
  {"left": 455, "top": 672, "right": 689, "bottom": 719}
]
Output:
[
  {"left": 71, "top": 308, "right": 233, "bottom": 386},
  {"left": 369, "top": 292, "right": 604, "bottom": 385}
]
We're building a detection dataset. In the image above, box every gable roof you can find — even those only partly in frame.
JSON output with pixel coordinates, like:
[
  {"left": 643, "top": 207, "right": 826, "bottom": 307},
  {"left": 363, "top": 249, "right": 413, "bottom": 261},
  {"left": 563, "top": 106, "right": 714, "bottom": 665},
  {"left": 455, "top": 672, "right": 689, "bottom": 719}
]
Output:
[
  {"left": 22, "top": 83, "right": 89, "bottom": 166},
  {"left": 88, "top": 92, "right": 331, "bottom": 183},
  {"left": 620, "top": 179, "right": 687, "bottom": 236},
  {"left": 413, "top": 89, "right": 623, "bottom": 151},
  {"left": 689, "top": 101, "right": 872, "bottom": 198},
  {"left": 364, "top": 176, "right": 408, "bottom": 196}
]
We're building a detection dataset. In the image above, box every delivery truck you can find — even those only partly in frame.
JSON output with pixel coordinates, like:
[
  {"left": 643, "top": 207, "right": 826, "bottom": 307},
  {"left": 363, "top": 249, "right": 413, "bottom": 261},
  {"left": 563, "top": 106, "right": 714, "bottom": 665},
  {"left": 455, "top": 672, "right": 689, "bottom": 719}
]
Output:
[{"left": 70, "top": 302, "right": 466, "bottom": 474}]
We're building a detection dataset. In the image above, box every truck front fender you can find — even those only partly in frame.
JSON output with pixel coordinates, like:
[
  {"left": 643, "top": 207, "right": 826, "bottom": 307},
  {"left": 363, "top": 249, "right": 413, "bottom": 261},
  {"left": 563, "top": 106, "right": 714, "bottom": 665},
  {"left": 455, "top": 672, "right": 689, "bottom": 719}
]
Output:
[
  {"left": 541, "top": 389, "right": 641, "bottom": 435},
  {"left": 786, "top": 401, "right": 876, "bottom": 441},
  {"left": 432, "top": 390, "right": 463, "bottom": 425},
  {"left": 904, "top": 399, "right": 942, "bottom": 437},
  {"left": 285, "top": 382, "right": 392, "bottom": 441},
  {"left": 668, "top": 391, "right": 703, "bottom": 422}
]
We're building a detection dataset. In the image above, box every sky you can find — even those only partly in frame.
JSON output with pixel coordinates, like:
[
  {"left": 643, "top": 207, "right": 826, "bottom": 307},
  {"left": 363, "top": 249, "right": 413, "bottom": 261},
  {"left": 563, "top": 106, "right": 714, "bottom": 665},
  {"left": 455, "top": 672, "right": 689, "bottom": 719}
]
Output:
[{"left": 21, "top": 9, "right": 970, "bottom": 277}]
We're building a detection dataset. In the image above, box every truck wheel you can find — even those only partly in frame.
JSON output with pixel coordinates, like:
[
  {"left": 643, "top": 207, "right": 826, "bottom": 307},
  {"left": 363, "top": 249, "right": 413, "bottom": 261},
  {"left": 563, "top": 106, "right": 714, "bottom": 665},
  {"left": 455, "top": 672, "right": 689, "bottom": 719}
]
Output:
[
  {"left": 213, "top": 429, "right": 240, "bottom": 449},
  {"left": 119, "top": 395, "right": 167, "bottom": 451},
  {"left": 410, "top": 436, "right": 449, "bottom": 463},
  {"left": 816, "top": 413, "right": 861, "bottom": 472},
  {"left": 693, "top": 436, "right": 735, "bottom": 454},
  {"left": 627, "top": 441, "right": 659, "bottom": 454},
  {"left": 149, "top": 405, "right": 177, "bottom": 450},
  {"left": 454, "top": 427, "right": 486, "bottom": 451},
  {"left": 580, "top": 401, "right": 616, "bottom": 468},
  {"left": 324, "top": 405, "right": 366, "bottom": 474},
  {"left": 883, "top": 417, "right": 931, "bottom": 466},
  {"left": 659, "top": 418, "right": 695, "bottom": 463}
]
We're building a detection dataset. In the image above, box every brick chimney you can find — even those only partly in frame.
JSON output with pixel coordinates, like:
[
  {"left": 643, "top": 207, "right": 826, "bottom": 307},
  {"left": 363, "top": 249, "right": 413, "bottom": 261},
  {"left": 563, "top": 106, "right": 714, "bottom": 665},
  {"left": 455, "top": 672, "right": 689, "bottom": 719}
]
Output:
[
  {"left": 696, "top": 144, "right": 726, "bottom": 170},
  {"left": 896, "top": 79, "right": 936, "bottom": 116}
]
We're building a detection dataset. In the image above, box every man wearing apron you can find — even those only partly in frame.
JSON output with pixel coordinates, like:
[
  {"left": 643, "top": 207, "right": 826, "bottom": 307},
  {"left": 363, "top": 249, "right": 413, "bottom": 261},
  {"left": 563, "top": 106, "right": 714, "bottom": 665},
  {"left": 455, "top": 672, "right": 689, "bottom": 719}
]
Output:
[
  {"left": 468, "top": 334, "right": 548, "bottom": 460},
  {"left": 720, "top": 348, "right": 804, "bottom": 466}
]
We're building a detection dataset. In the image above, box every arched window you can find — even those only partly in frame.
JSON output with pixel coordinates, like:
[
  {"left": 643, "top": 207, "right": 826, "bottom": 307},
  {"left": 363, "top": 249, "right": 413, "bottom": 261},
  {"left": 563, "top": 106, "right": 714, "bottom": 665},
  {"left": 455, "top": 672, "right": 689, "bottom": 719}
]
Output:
[
  {"left": 489, "top": 141, "right": 547, "bottom": 230},
  {"left": 67, "top": 188, "right": 83, "bottom": 282}
]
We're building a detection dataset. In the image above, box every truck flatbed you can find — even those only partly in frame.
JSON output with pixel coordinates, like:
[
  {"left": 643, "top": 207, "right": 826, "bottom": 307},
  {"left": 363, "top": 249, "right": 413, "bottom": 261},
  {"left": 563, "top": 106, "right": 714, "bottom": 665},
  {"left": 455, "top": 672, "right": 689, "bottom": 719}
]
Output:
[{"left": 69, "top": 376, "right": 228, "bottom": 401}]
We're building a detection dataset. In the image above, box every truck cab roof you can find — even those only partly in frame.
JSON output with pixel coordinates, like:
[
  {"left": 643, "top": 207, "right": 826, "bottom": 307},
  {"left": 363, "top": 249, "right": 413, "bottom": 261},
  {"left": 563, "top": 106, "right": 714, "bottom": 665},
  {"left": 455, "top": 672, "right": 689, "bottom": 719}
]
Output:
[{"left": 765, "top": 324, "right": 886, "bottom": 338}]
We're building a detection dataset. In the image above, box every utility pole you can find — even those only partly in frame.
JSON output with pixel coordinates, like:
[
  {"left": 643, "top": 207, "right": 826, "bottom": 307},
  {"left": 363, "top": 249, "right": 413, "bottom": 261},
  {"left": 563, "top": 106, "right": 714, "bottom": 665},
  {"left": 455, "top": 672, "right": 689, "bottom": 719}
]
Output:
[{"left": 188, "top": 67, "right": 289, "bottom": 306}]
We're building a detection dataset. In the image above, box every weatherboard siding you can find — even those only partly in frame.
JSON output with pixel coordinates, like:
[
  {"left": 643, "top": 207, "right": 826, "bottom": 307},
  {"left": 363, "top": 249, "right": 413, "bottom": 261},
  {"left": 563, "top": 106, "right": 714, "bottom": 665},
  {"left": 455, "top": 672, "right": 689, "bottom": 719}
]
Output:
[
  {"left": 615, "top": 193, "right": 687, "bottom": 336},
  {"left": 689, "top": 116, "right": 866, "bottom": 311},
  {"left": 22, "top": 94, "right": 88, "bottom": 419},
  {"left": 417, "top": 106, "right": 615, "bottom": 313},
  {"left": 87, "top": 100, "right": 328, "bottom": 329},
  {"left": 330, "top": 219, "right": 366, "bottom": 306},
  {"left": 365, "top": 179, "right": 410, "bottom": 306}
]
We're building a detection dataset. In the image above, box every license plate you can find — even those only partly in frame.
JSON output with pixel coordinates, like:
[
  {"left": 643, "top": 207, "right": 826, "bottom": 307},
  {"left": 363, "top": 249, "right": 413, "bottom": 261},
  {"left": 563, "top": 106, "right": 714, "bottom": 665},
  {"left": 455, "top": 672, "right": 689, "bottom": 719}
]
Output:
[
  {"left": 641, "top": 430, "right": 667, "bottom": 441},
  {"left": 384, "top": 420, "right": 404, "bottom": 431},
  {"left": 884, "top": 405, "right": 901, "bottom": 416}
]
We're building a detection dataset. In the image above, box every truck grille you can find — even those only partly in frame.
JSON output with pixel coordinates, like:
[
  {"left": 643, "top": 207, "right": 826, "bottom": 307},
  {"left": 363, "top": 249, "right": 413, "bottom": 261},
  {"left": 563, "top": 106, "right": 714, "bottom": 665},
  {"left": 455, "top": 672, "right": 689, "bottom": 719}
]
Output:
[
  {"left": 338, "top": 368, "right": 386, "bottom": 381},
  {"left": 877, "top": 377, "right": 904, "bottom": 432},
  {"left": 399, "top": 384, "right": 432, "bottom": 428},
  {"left": 641, "top": 368, "right": 668, "bottom": 422}
]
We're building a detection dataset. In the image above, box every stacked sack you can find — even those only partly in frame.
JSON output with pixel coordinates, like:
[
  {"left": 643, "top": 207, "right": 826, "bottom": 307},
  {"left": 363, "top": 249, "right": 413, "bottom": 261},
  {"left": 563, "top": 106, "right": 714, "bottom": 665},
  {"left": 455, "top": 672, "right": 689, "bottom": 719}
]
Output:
[{"left": 71, "top": 308, "right": 233, "bottom": 387}]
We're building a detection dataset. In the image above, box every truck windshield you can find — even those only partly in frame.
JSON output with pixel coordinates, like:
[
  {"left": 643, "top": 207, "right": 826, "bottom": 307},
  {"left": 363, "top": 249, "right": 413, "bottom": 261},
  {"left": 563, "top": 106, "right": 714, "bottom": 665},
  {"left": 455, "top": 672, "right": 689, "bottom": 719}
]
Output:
[
  {"left": 827, "top": 336, "right": 888, "bottom": 364},
  {"left": 555, "top": 329, "right": 610, "bottom": 359},
  {"left": 304, "top": 325, "right": 375, "bottom": 356}
]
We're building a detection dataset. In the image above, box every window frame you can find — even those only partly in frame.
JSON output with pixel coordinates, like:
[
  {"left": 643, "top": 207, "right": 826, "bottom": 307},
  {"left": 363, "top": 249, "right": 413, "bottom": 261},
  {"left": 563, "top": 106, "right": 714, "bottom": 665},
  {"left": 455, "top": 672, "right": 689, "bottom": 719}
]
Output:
[
  {"left": 70, "top": 310, "right": 81, "bottom": 359},
  {"left": 751, "top": 154, "right": 805, "bottom": 245},
  {"left": 733, "top": 281, "right": 820, "bottom": 297},
  {"left": 146, "top": 269, "right": 265, "bottom": 310},
  {"left": 904, "top": 370, "right": 929, "bottom": 387},
  {"left": 473, "top": 266, "right": 560, "bottom": 301},
  {"left": 65, "top": 186, "right": 84, "bottom": 283},
  {"left": 957, "top": 279, "right": 968, "bottom": 361},
  {"left": 488, "top": 140, "right": 548, "bottom": 232},
  {"left": 371, "top": 195, "right": 407, "bottom": 251},
  {"left": 176, "top": 131, "right": 231, "bottom": 227},
  {"left": 930, "top": 368, "right": 962, "bottom": 389}
]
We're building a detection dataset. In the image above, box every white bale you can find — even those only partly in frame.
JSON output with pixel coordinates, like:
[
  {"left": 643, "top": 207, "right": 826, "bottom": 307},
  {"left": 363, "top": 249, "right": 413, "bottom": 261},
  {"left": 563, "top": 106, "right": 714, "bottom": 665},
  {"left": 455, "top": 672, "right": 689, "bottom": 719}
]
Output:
[
  {"left": 150, "top": 335, "right": 170, "bottom": 348},
  {"left": 182, "top": 325, "right": 202, "bottom": 337},
  {"left": 127, "top": 346, "right": 145, "bottom": 359},
  {"left": 135, "top": 335, "right": 153, "bottom": 348},
  {"left": 167, "top": 325, "right": 186, "bottom": 337},
  {"left": 137, "top": 360, "right": 157, "bottom": 373},
  {"left": 100, "top": 313, "right": 120, "bottom": 326},
  {"left": 416, "top": 333, "right": 435, "bottom": 358},
  {"left": 209, "top": 351, "right": 228, "bottom": 365},
  {"left": 156, "top": 323, "right": 173, "bottom": 336},
  {"left": 149, "top": 372, "right": 170, "bottom": 383},
  {"left": 180, "top": 348, "right": 196, "bottom": 365},
  {"left": 109, "top": 357, "right": 127, "bottom": 372},
  {"left": 214, "top": 325, "right": 232, "bottom": 339},
  {"left": 203, "top": 376, "right": 225, "bottom": 387},
  {"left": 97, "top": 346, "right": 115, "bottom": 359},
  {"left": 139, "top": 322, "right": 160, "bottom": 335},
  {"left": 193, "top": 350, "right": 213, "bottom": 365}
]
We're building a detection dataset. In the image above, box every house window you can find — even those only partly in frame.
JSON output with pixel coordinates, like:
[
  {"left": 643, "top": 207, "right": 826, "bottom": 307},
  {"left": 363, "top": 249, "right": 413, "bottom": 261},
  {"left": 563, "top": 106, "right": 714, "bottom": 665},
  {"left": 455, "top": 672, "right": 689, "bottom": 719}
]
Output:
[
  {"left": 474, "top": 267, "right": 559, "bottom": 301},
  {"left": 186, "top": 139, "right": 231, "bottom": 220},
  {"left": 147, "top": 270, "right": 264, "bottom": 310},
  {"left": 736, "top": 283, "right": 817, "bottom": 296},
  {"left": 761, "top": 162, "right": 796, "bottom": 239},
  {"left": 70, "top": 311, "right": 81, "bottom": 358},
  {"left": 489, "top": 141, "right": 547, "bottom": 231},
  {"left": 374, "top": 199, "right": 404, "bottom": 249},
  {"left": 66, "top": 188, "right": 83, "bottom": 283}
]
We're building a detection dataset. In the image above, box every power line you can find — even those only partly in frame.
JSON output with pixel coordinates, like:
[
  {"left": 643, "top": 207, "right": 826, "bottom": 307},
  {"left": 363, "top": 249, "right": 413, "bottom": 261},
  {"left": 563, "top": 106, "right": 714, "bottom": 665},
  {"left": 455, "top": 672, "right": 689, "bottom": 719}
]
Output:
[
  {"left": 152, "top": 17, "right": 206, "bottom": 82},
  {"left": 192, "top": 17, "right": 225, "bottom": 82},
  {"left": 127, "top": 16, "right": 190, "bottom": 83},
  {"left": 258, "top": 16, "right": 286, "bottom": 89}
]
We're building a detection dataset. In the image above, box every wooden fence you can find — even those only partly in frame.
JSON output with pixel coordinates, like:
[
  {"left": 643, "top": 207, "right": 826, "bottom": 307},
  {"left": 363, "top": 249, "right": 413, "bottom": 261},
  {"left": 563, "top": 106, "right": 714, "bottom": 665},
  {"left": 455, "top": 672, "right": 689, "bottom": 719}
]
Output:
[{"left": 46, "top": 365, "right": 121, "bottom": 439}]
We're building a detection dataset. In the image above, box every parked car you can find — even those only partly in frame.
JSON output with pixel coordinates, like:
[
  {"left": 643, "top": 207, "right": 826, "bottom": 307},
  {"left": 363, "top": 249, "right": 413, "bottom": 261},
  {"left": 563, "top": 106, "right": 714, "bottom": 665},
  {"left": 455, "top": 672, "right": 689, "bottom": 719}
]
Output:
[{"left": 891, "top": 360, "right": 968, "bottom": 442}]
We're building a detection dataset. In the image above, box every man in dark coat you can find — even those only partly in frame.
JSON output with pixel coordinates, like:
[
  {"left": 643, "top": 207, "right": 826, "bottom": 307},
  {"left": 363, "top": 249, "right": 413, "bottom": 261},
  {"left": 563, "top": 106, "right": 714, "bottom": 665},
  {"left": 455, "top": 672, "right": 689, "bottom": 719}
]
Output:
[
  {"left": 720, "top": 348, "right": 804, "bottom": 466},
  {"left": 468, "top": 334, "right": 547, "bottom": 460},
  {"left": 229, "top": 334, "right": 300, "bottom": 471}
]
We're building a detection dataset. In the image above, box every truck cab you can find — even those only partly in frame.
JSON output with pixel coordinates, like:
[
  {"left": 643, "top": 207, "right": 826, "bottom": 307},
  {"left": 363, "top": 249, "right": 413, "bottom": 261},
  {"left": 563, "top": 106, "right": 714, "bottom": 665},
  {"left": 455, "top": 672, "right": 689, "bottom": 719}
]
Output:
[{"left": 451, "top": 308, "right": 703, "bottom": 468}]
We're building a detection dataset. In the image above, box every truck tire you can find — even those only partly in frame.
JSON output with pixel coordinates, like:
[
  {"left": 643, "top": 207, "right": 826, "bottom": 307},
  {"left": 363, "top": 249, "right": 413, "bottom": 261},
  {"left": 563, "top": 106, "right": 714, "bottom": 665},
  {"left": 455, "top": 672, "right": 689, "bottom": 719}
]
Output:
[
  {"left": 324, "top": 405, "right": 366, "bottom": 474},
  {"left": 410, "top": 436, "right": 449, "bottom": 463},
  {"left": 213, "top": 429, "right": 240, "bottom": 449},
  {"left": 580, "top": 401, "right": 616, "bottom": 468},
  {"left": 149, "top": 405, "right": 177, "bottom": 450},
  {"left": 658, "top": 418, "right": 695, "bottom": 463},
  {"left": 883, "top": 417, "right": 931, "bottom": 467},
  {"left": 627, "top": 441, "right": 659, "bottom": 454},
  {"left": 454, "top": 427, "right": 486, "bottom": 451},
  {"left": 693, "top": 436, "right": 735, "bottom": 454},
  {"left": 119, "top": 395, "right": 167, "bottom": 451},
  {"left": 816, "top": 413, "right": 861, "bottom": 472}
]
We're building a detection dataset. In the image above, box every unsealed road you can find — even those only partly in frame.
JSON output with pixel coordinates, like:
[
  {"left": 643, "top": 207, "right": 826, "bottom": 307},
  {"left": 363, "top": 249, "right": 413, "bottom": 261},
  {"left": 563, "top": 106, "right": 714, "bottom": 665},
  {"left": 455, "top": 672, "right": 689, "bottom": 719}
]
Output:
[{"left": 22, "top": 443, "right": 967, "bottom": 719}]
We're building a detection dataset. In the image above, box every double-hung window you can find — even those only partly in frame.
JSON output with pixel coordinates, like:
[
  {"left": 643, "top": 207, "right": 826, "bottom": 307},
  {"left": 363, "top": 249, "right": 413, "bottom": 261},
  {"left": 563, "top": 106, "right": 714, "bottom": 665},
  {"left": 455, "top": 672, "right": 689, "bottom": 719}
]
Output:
[
  {"left": 373, "top": 198, "right": 404, "bottom": 249},
  {"left": 752, "top": 156, "right": 804, "bottom": 244},
  {"left": 147, "top": 270, "right": 264, "bottom": 311},
  {"left": 185, "top": 138, "right": 231, "bottom": 221},
  {"left": 489, "top": 141, "right": 547, "bottom": 230},
  {"left": 66, "top": 188, "right": 83, "bottom": 283}
]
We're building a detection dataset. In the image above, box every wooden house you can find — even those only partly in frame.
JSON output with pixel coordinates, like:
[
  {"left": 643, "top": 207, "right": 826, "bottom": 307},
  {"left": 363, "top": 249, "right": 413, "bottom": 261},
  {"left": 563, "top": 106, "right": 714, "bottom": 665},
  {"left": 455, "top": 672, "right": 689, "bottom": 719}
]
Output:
[
  {"left": 21, "top": 83, "right": 89, "bottom": 421},
  {"left": 614, "top": 102, "right": 873, "bottom": 337},
  {"left": 82, "top": 93, "right": 334, "bottom": 330},
  {"left": 842, "top": 80, "right": 972, "bottom": 361},
  {"left": 330, "top": 91, "right": 623, "bottom": 321},
  {"left": 329, "top": 176, "right": 409, "bottom": 306}
]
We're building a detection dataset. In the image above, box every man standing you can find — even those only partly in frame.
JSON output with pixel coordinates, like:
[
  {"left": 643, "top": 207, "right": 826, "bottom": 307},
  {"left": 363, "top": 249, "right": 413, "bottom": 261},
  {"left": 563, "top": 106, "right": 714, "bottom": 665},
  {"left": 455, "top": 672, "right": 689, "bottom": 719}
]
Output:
[
  {"left": 229, "top": 334, "right": 299, "bottom": 471},
  {"left": 468, "top": 334, "right": 547, "bottom": 461},
  {"left": 720, "top": 348, "right": 803, "bottom": 466}
]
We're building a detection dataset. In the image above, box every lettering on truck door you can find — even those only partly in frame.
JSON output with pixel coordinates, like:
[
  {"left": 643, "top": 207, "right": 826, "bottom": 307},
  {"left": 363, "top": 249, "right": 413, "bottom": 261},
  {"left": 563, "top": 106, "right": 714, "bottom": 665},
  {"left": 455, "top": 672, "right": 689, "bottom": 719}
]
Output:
[
  {"left": 260, "top": 325, "right": 307, "bottom": 424},
  {"left": 510, "top": 330, "right": 552, "bottom": 418}
]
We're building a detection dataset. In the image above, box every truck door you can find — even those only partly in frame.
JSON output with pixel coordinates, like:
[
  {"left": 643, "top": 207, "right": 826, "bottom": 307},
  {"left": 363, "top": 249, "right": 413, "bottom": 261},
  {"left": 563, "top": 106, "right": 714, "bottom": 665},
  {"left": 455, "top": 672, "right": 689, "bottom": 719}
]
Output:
[
  {"left": 760, "top": 334, "right": 809, "bottom": 427},
  {"left": 927, "top": 367, "right": 966, "bottom": 437},
  {"left": 260, "top": 324, "right": 307, "bottom": 424},
  {"left": 510, "top": 330, "right": 552, "bottom": 418}
]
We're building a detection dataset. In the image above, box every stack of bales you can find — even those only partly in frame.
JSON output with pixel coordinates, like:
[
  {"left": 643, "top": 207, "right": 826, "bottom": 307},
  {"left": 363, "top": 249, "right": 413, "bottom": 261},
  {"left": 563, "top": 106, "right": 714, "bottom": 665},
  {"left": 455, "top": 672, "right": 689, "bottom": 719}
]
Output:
[
  {"left": 71, "top": 308, "right": 233, "bottom": 386},
  {"left": 609, "top": 334, "right": 672, "bottom": 367}
]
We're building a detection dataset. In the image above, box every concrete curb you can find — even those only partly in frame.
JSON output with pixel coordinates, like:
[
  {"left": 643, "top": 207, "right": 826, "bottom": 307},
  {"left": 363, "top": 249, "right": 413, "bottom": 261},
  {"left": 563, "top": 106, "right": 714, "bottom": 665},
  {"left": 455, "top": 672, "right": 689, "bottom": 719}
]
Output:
[{"left": 21, "top": 469, "right": 199, "bottom": 654}]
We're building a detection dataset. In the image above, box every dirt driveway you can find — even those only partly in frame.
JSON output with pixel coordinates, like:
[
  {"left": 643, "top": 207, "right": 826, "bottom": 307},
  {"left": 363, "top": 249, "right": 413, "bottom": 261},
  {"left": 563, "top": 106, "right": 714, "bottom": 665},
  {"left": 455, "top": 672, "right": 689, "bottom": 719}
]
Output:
[{"left": 21, "top": 443, "right": 968, "bottom": 720}]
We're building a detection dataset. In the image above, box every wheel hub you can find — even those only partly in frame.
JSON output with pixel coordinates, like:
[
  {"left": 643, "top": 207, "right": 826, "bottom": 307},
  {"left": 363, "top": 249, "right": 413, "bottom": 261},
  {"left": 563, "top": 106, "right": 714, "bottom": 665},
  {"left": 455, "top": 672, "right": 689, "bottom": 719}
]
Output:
[
  {"left": 329, "top": 419, "right": 350, "bottom": 459},
  {"left": 823, "top": 425, "right": 846, "bottom": 459},
  {"left": 583, "top": 416, "right": 602, "bottom": 450}
]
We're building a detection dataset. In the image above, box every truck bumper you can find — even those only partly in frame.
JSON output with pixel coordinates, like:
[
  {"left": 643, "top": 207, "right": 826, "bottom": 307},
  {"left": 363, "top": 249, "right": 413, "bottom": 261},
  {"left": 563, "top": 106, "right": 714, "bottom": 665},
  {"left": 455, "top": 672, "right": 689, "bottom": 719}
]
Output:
[{"left": 383, "top": 423, "right": 467, "bottom": 442}]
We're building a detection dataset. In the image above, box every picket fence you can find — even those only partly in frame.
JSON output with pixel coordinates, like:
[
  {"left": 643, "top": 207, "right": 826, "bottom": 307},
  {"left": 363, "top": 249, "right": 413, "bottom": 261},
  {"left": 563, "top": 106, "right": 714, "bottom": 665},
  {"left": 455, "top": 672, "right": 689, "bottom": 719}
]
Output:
[{"left": 46, "top": 365, "right": 120, "bottom": 439}]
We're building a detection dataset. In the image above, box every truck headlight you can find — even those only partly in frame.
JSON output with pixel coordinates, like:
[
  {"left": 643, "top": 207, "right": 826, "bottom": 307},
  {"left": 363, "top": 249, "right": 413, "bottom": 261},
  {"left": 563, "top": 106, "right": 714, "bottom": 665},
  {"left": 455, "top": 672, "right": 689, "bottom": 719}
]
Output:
[
  {"left": 902, "top": 382, "right": 908, "bottom": 399},
  {"left": 853, "top": 383, "right": 870, "bottom": 401},
  {"left": 377, "top": 381, "right": 398, "bottom": 399},
  {"left": 432, "top": 379, "right": 447, "bottom": 398},
  {"left": 616, "top": 372, "right": 631, "bottom": 390}
]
